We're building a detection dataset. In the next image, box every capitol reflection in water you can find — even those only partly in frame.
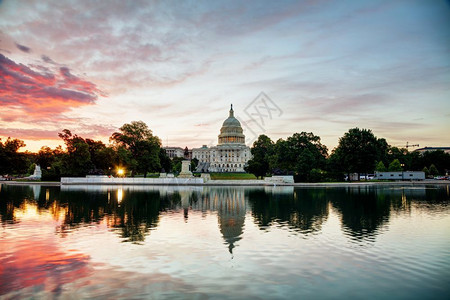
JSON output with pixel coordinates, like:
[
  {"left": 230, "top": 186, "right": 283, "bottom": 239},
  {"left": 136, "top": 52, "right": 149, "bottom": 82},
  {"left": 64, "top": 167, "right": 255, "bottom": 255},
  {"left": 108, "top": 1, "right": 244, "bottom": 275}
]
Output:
[{"left": 0, "top": 184, "right": 449, "bottom": 299}]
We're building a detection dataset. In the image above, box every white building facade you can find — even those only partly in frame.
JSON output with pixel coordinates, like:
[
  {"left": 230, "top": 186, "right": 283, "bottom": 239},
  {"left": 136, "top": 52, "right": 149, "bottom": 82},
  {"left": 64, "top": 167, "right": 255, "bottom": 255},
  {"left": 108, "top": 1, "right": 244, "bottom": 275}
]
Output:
[
  {"left": 192, "top": 105, "right": 251, "bottom": 172},
  {"left": 163, "top": 147, "right": 184, "bottom": 159}
]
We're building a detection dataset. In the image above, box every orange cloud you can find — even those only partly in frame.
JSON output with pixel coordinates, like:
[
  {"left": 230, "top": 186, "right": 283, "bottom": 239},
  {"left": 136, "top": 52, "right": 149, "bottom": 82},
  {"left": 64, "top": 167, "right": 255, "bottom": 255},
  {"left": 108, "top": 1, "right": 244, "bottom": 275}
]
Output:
[{"left": 0, "top": 54, "right": 105, "bottom": 121}]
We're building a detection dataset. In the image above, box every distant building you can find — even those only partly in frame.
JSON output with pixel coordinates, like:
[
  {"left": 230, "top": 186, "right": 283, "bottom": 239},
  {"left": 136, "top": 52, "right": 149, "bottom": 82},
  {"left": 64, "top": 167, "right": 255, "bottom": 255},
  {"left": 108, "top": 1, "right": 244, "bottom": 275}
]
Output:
[
  {"left": 192, "top": 105, "right": 251, "bottom": 172},
  {"left": 374, "top": 171, "right": 425, "bottom": 180},
  {"left": 163, "top": 147, "right": 184, "bottom": 159},
  {"left": 415, "top": 147, "right": 450, "bottom": 154},
  {"left": 163, "top": 146, "right": 192, "bottom": 159}
]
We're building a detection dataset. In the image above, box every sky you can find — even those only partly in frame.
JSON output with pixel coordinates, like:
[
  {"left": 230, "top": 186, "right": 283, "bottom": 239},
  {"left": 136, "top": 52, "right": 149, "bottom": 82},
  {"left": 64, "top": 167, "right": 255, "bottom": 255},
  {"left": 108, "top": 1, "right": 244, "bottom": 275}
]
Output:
[{"left": 0, "top": 0, "right": 449, "bottom": 153}]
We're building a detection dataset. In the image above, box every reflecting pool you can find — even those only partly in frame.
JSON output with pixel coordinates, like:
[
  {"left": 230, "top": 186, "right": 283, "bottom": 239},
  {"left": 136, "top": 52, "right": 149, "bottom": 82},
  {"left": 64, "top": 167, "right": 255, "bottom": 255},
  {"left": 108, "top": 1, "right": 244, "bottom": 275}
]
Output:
[{"left": 0, "top": 184, "right": 449, "bottom": 299}]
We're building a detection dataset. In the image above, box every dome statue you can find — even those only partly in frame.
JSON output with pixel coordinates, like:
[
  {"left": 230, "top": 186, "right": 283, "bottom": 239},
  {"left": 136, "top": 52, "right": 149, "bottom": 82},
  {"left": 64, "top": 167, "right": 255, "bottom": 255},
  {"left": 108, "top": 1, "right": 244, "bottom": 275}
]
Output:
[{"left": 218, "top": 104, "right": 245, "bottom": 145}]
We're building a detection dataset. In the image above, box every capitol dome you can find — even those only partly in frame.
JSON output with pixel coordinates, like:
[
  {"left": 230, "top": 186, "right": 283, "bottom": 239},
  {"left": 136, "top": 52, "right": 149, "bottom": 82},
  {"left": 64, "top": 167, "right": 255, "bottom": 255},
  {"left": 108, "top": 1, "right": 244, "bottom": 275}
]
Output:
[{"left": 218, "top": 104, "right": 245, "bottom": 145}]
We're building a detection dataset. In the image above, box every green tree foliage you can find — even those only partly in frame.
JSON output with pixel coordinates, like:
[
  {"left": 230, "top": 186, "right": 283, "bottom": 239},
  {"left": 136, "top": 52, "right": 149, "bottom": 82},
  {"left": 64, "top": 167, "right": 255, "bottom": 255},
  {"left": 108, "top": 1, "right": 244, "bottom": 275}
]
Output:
[
  {"left": 429, "top": 164, "right": 439, "bottom": 176},
  {"left": 37, "top": 146, "right": 56, "bottom": 170},
  {"left": 85, "top": 139, "right": 115, "bottom": 174},
  {"left": 247, "top": 133, "right": 328, "bottom": 182},
  {"left": 375, "top": 161, "right": 387, "bottom": 172},
  {"left": 330, "top": 128, "right": 388, "bottom": 178},
  {"left": 37, "top": 146, "right": 65, "bottom": 180},
  {"left": 386, "top": 146, "right": 407, "bottom": 164},
  {"left": 245, "top": 135, "right": 274, "bottom": 179},
  {"left": 93, "top": 146, "right": 117, "bottom": 175},
  {"left": 115, "top": 145, "right": 136, "bottom": 174},
  {"left": 420, "top": 151, "right": 449, "bottom": 175},
  {"left": 55, "top": 130, "right": 117, "bottom": 177},
  {"left": 110, "top": 121, "right": 162, "bottom": 177},
  {"left": 388, "top": 159, "right": 403, "bottom": 171},
  {"left": 422, "top": 166, "right": 429, "bottom": 177},
  {"left": 0, "top": 137, "right": 29, "bottom": 175},
  {"left": 159, "top": 148, "right": 173, "bottom": 173},
  {"left": 309, "top": 168, "right": 328, "bottom": 182},
  {"left": 190, "top": 157, "right": 199, "bottom": 172},
  {"left": 58, "top": 129, "right": 93, "bottom": 176},
  {"left": 269, "top": 132, "right": 328, "bottom": 182},
  {"left": 172, "top": 157, "right": 184, "bottom": 174}
]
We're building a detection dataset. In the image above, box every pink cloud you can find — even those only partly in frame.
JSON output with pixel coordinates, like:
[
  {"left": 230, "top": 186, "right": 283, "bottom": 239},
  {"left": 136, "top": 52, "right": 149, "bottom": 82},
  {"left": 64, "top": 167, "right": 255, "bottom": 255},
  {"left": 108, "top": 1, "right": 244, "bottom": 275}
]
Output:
[{"left": 0, "top": 54, "right": 105, "bottom": 121}]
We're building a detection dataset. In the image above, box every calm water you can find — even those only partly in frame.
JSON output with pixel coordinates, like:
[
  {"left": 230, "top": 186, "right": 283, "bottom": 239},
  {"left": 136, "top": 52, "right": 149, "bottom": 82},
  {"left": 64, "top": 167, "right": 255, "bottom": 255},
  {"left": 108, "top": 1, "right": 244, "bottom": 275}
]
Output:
[{"left": 0, "top": 184, "right": 449, "bottom": 299}]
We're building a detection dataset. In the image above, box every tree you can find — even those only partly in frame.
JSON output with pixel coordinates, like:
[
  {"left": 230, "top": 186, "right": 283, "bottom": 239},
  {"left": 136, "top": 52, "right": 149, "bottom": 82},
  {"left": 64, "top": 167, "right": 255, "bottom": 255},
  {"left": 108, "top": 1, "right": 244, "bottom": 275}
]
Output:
[
  {"left": 93, "top": 146, "right": 117, "bottom": 175},
  {"left": 422, "top": 166, "right": 429, "bottom": 177},
  {"left": 330, "top": 128, "right": 388, "bottom": 179},
  {"left": 37, "top": 146, "right": 55, "bottom": 170},
  {"left": 267, "top": 132, "right": 328, "bottom": 182},
  {"left": 115, "top": 145, "right": 136, "bottom": 175},
  {"left": 388, "top": 159, "right": 402, "bottom": 171},
  {"left": 172, "top": 157, "right": 184, "bottom": 174},
  {"left": 159, "top": 148, "right": 173, "bottom": 173},
  {"left": 190, "top": 157, "right": 199, "bottom": 172},
  {"left": 85, "top": 139, "right": 109, "bottom": 174},
  {"left": 37, "top": 146, "right": 65, "bottom": 180},
  {"left": 375, "top": 161, "right": 387, "bottom": 172},
  {"left": 245, "top": 135, "right": 274, "bottom": 179},
  {"left": 58, "top": 129, "right": 93, "bottom": 176},
  {"left": 0, "top": 137, "right": 29, "bottom": 175},
  {"left": 110, "top": 121, "right": 162, "bottom": 177},
  {"left": 429, "top": 164, "right": 439, "bottom": 176},
  {"left": 420, "top": 151, "right": 450, "bottom": 175}
]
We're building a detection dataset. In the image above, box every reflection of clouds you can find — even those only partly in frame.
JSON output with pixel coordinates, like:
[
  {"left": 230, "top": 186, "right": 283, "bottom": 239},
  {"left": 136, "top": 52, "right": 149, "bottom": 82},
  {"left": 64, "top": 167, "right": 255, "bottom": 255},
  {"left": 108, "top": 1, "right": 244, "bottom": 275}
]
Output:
[{"left": 0, "top": 239, "right": 90, "bottom": 296}]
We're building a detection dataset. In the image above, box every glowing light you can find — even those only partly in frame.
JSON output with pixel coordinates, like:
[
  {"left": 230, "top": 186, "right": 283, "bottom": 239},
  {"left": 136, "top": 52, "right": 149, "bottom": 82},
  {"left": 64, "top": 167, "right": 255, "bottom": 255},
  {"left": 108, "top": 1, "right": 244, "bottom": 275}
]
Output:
[{"left": 117, "top": 168, "right": 125, "bottom": 177}]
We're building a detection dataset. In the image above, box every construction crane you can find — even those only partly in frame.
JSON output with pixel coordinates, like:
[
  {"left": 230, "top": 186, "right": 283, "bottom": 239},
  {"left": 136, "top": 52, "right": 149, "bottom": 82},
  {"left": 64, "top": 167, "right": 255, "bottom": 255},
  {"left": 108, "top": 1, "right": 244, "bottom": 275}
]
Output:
[{"left": 405, "top": 142, "right": 419, "bottom": 149}]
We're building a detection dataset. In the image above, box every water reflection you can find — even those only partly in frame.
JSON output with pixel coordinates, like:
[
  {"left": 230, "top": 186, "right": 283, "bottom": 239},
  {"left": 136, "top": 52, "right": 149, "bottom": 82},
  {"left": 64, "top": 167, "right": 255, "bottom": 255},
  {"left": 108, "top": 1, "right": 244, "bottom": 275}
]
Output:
[
  {"left": 215, "top": 188, "right": 246, "bottom": 254},
  {"left": 1, "top": 183, "right": 450, "bottom": 299},
  {"left": 247, "top": 187, "right": 328, "bottom": 234},
  {"left": 0, "top": 184, "right": 449, "bottom": 247}
]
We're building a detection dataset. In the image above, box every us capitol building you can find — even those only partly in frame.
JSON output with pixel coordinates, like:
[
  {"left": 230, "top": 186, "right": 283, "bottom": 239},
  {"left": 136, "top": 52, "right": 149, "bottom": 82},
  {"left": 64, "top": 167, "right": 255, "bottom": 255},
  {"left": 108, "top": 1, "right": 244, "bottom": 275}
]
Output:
[{"left": 164, "top": 105, "right": 252, "bottom": 172}]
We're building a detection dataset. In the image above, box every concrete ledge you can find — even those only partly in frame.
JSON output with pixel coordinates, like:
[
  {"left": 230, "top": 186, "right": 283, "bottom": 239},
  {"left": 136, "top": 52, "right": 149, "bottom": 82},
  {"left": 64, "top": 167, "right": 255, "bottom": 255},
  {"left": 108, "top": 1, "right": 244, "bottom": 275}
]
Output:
[
  {"left": 4, "top": 178, "right": 444, "bottom": 187},
  {"left": 61, "top": 177, "right": 204, "bottom": 185},
  {"left": 264, "top": 175, "right": 295, "bottom": 184}
]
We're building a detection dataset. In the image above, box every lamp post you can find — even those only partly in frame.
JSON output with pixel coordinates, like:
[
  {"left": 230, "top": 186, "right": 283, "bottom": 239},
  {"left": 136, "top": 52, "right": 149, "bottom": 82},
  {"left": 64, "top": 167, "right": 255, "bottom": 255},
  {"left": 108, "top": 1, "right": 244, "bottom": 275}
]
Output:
[{"left": 401, "top": 163, "right": 405, "bottom": 181}]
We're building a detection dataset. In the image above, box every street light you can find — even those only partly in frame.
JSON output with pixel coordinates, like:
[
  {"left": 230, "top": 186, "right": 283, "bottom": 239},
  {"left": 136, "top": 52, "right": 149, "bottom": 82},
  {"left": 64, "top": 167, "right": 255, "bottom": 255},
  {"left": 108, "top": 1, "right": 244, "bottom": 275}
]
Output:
[{"left": 117, "top": 168, "right": 125, "bottom": 177}]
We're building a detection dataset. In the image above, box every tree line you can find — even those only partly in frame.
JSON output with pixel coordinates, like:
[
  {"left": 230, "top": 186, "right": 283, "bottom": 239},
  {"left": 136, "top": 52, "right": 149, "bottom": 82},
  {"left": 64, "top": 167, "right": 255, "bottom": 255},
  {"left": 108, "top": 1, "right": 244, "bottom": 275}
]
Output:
[
  {"left": 1, "top": 124, "right": 449, "bottom": 182},
  {"left": 1, "top": 121, "right": 173, "bottom": 180},
  {"left": 245, "top": 128, "right": 450, "bottom": 182}
]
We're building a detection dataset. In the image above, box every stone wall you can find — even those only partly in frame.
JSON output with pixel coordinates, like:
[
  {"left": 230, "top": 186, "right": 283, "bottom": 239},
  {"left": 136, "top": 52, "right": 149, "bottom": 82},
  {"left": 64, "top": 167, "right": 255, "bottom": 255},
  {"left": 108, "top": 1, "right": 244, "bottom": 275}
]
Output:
[{"left": 61, "top": 177, "right": 204, "bottom": 185}]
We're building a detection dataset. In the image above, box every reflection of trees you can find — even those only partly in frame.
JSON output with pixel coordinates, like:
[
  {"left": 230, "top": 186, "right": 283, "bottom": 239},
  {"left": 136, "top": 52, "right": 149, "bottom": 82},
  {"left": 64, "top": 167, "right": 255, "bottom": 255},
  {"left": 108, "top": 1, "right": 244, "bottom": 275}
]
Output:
[
  {"left": 329, "top": 187, "right": 391, "bottom": 241},
  {"left": 329, "top": 185, "right": 449, "bottom": 241},
  {"left": 0, "top": 185, "right": 183, "bottom": 243},
  {"left": 59, "top": 190, "right": 110, "bottom": 226},
  {"left": 247, "top": 188, "right": 328, "bottom": 234},
  {"left": 110, "top": 191, "right": 177, "bottom": 243},
  {"left": 0, "top": 185, "right": 34, "bottom": 224},
  {"left": 3, "top": 184, "right": 448, "bottom": 246}
]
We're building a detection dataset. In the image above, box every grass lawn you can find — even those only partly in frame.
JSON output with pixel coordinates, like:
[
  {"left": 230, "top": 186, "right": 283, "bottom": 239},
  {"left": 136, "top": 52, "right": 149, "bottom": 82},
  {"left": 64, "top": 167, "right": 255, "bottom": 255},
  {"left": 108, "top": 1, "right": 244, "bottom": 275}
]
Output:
[{"left": 208, "top": 173, "right": 257, "bottom": 180}]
